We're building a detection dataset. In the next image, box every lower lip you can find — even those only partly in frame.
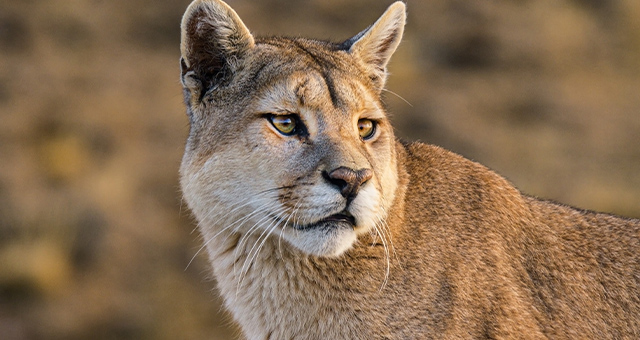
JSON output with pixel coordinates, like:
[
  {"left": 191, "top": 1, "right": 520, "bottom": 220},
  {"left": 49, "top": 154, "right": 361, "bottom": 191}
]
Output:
[
  {"left": 293, "top": 215, "right": 356, "bottom": 231},
  {"left": 322, "top": 215, "right": 355, "bottom": 224}
]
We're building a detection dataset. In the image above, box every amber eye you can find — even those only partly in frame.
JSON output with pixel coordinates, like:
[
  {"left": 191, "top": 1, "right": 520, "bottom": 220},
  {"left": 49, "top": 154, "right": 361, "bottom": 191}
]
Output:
[
  {"left": 269, "top": 115, "right": 297, "bottom": 136},
  {"left": 358, "top": 119, "right": 376, "bottom": 140}
]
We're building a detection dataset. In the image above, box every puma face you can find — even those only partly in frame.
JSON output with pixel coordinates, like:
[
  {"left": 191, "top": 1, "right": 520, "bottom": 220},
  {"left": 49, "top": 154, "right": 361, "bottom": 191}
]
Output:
[
  {"left": 180, "top": 57, "right": 399, "bottom": 257},
  {"left": 179, "top": 1, "right": 405, "bottom": 257}
]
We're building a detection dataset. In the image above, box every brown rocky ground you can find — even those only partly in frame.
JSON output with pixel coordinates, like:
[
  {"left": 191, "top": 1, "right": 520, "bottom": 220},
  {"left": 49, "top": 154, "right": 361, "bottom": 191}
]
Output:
[{"left": 0, "top": 0, "right": 638, "bottom": 339}]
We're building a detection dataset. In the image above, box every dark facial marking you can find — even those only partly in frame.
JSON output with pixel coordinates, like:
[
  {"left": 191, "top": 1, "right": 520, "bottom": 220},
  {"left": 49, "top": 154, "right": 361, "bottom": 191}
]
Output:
[
  {"left": 293, "top": 41, "right": 341, "bottom": 108},
  {"left": 248, "top": 62, "right": 269, "bottom": 85}
]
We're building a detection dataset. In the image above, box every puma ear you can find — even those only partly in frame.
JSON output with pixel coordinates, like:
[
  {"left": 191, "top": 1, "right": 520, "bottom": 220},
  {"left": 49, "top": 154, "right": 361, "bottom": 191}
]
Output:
[
  {"left": 180, "top": 0, "right": 254, "bottom": 100},
  {"left": 343, "top": 1, "right": 406, "bottom": 90}
]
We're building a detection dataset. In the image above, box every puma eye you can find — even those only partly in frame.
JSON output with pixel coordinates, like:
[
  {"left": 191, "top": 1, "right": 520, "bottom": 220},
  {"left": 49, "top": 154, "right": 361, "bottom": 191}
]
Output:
[
  {"left": 268, "top": 115, "right": 297, "bottom": 136},
  {"left": 358, "top": 119, "right": 376, "bottom": 140}
]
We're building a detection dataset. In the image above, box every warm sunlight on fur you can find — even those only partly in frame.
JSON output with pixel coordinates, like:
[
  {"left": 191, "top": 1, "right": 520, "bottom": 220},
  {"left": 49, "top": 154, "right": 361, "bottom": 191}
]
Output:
[{"left": 178, "top": 0, "right": 640, "bottom": 339}]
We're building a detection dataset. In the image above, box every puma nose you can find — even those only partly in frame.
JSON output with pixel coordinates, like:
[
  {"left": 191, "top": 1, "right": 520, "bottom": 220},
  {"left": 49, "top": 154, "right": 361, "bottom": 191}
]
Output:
[{"left": 323, "top": 167, "right": 373, "bottom": 201}]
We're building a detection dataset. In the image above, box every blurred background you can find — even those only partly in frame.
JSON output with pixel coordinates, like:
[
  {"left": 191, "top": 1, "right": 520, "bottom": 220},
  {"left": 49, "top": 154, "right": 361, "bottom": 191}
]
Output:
[{"left": 0, "top": 0, "right": 638, "bottom": 339}]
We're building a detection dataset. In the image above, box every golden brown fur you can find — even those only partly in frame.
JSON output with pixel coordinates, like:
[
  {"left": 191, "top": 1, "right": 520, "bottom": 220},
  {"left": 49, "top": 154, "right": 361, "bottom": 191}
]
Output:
[{"left": 178, "top": 1, "right": 640, "bottom": 339}]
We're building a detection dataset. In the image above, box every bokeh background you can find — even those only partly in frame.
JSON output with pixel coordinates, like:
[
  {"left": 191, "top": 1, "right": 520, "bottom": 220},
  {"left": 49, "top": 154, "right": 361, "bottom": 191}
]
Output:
[{"left": 1, "top": 0, "right": 639, "bottom": 339}]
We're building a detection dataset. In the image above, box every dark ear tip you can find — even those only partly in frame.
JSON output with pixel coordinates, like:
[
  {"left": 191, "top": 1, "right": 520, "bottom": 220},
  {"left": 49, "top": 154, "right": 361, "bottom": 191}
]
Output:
[{"left": 339, "top": 25, "right": 371, "bottom": 51}]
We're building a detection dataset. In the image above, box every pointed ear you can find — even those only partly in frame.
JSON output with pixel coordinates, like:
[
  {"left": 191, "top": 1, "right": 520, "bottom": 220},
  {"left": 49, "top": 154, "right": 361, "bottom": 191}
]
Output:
[
  {"left": 180, "top": 0, "right": 254, "bottom": 100},
  {"left": 343, "top": 1, "right": 406, "bottom": 90}
]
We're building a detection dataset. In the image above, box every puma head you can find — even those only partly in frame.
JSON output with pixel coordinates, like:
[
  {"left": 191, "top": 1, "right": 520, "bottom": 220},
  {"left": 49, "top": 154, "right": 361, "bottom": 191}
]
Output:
[{"left": 179, "top": 0, "right": 406, "bottom": 257}]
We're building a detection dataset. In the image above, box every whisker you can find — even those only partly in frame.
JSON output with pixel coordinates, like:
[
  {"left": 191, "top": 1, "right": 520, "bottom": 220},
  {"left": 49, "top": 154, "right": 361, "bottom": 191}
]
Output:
[
  {"left": 236, "top": 207, "right": 287, "bottom": 292},
  {"left": 382, "top": 88, "right": 413, "bottom": 107},
  {"left": 222, "top": 200, "right": 276, "bottom": 249},
  {"left": 278, "top": 198, "right": 304, "bottom": 258},
  {"left": 233, "top": 205, "right": 279, "bottom": 277},
  {"left": 239, "top": 208, "right": 284, "bottom": 274},
  {"left": 379, "top": 210, "right": 400, "bottom": 268},
  {"left": 372, "top": 221, "right": 391, "bottom": 291},
  {"left": 257, "top": 185, "right": 297, "bottom": 195},
  {"left": 186, "top": 195, "right": 276, "bottom": 271}
]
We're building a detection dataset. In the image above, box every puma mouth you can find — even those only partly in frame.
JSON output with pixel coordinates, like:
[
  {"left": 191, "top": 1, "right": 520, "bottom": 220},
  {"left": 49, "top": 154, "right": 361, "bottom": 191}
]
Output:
[
  {"left": 292, "top": 211, "right": 356, "bottom": 231},
  {"left": 319, "top": 212, "right": 356, "bottom": 225}
]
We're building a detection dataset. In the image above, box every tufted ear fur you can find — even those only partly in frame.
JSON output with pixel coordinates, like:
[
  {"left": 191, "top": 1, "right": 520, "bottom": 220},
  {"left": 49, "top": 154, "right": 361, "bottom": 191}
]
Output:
[
  {"left": 180, "top": 0, "right": 255, "bottom": 102},
  {"left": 343, "top": 1, "right": 406, "bottom": 90}
]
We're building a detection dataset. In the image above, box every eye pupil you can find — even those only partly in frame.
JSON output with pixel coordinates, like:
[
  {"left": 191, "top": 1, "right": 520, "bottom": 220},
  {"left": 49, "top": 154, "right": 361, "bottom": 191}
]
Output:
[{"left": 358, "top": 119, "right": 375, "bottom": 140}]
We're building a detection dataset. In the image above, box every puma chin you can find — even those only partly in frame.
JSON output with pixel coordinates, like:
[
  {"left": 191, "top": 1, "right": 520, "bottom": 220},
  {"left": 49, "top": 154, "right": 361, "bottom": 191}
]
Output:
[{"left": 279, "top": 182, "right": 384, "bottom": 257}]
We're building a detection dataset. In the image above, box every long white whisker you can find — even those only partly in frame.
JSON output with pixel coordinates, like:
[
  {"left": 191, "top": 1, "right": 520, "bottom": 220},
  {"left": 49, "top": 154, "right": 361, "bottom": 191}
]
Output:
[
  {"left": 207, "top": 193, "right": 275, "bottom": 228},
  {"left": 233, "top": 205, "right": 279, "bottom": 278},
  {"left": 378, "top": 210, "right": 399, "bottom": 268},
  {"left": 382, "top": 88, "right": 413, "bottom": 107},
  {"left": 220, "top": 199, "right": 276, "bottom": 250},
  {"left": 236, "top": 207, "right": 287, "bottom": 292},
  {"left": 185, "top": 195, "right": 276, "bottom": 270},
  {"left": 278, "top": 199, "right": 304, "bottom": 257},
  {"left": 372, "top": 220, "right": 391, "bottom": 291},
  {"left": 239, "top": 208, "right": 284, "bottom": 276},
  {"left": 238, "top": 214, "right": 283, "bottom": 289}
]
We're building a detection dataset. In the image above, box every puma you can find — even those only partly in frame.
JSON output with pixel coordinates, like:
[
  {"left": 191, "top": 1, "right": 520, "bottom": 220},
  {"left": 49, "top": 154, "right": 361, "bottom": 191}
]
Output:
[{"left": 178, "top": 0, "right": 640, "bottom": 338}]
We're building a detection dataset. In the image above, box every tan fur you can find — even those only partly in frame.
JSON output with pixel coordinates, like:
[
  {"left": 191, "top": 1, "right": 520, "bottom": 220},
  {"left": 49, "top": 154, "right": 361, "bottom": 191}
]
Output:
[{"left": 178, "top": 1, "right": 640, "bottom": 339}]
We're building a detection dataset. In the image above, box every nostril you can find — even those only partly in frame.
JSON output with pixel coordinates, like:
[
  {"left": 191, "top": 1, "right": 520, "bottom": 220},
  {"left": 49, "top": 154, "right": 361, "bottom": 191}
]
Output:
[
  {"left": 359, "top": 169, "right": 373, "bottom": 185},
  {"left": 322, "top": 170, "right": 349, "bottom": 192}
]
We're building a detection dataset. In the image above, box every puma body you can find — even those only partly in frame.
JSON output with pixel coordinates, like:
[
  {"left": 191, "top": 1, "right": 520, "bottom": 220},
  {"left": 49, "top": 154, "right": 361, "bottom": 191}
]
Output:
[{"left": 178, "top": 1, "right": 640, "bottom": 339}]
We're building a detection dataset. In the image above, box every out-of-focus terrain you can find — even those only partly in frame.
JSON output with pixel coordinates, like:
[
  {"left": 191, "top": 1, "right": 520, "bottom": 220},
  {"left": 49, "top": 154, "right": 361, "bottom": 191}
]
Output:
[{"left": 0, "top": 0, "right": 638, "bottom": 339}]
